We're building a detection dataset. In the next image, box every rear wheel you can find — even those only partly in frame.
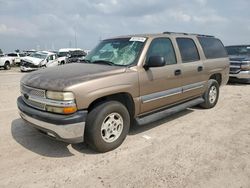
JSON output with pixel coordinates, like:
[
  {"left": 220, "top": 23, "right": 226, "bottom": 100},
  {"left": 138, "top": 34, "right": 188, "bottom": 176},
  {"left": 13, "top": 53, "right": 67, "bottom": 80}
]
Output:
[
  {"left": 85, "top": 101, "right": 130, "bottom": 152},
  {"left": 4, "top": 61, "right": 11, "bottom": 70},
  {"left": 200, "top": 79, "right": 219, "bottom": 109}
]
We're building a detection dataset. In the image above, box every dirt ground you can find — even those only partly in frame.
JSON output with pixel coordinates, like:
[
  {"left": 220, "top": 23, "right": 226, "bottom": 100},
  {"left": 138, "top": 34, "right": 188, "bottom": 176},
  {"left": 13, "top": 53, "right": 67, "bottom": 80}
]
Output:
[{"left": 0, "top": 67, "right": 250, "bottom": 188}]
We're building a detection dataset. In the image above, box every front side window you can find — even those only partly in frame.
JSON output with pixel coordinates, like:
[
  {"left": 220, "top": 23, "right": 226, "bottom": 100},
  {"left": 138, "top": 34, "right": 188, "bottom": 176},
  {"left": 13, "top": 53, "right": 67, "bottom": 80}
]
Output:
[
  {"left": 147, "top": 38, "right": 177, "bottom": 65},
  {"left": 176, "top": 38, "right": 200, "bottom": 63},
  {"left": 85, "top": 37, "right": 146, "bottom": 66}
]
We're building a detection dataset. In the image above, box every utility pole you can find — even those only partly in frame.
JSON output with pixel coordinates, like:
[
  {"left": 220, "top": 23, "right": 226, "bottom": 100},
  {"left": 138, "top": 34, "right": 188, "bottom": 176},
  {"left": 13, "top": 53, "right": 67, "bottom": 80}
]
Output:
[{"left": 74, "top": 28, "right": 77, "bottom": 48}]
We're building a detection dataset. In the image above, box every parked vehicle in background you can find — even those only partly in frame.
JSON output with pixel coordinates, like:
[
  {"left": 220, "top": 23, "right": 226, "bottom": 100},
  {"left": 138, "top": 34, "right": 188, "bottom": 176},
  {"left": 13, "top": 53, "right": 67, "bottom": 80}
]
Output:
[
  {"left": 226, "top": 45, "right": 250, "bottom": 83},
  {"left": 23, "top": 50, "right": 37, "bottom": 56},
  {"left": 57, "top": 48, "right": 83, "bottom": 65},
  {"left": 6, "top": 53, "right": 26, "bottom": 65},
  {"left": 17, "top": 32, "right": 229, "bottom": 152},
  {"left": 20, "top": 51, "right": 59, "bottom": 72},
  {"left": 67, "top": 50, "right": 87, "bottom": 63},
  {"left": 0, "top": 52, "right": 26, "bottom": 69},
  {"left": 0, "top": 55, "right": 12, "bottom": 70}
]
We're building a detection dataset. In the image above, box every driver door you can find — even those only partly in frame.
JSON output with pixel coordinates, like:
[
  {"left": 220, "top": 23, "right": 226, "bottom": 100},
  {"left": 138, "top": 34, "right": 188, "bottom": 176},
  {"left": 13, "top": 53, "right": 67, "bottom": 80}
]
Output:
[
  {"left": 139, "top": 37, "right": 183, "bottom": 114},
  {"left": 46, "top": 54, "right": 58, "bottom": 67}
]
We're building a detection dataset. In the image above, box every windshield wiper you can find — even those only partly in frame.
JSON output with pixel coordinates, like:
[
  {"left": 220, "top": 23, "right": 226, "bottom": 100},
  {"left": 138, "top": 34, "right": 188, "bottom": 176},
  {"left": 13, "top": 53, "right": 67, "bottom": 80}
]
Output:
[
  {"left": 79, "top": 59, "right": 91, "bottom": 63},
  {"left": 91, "top": 60, "right": 115, "bottom": 66}
]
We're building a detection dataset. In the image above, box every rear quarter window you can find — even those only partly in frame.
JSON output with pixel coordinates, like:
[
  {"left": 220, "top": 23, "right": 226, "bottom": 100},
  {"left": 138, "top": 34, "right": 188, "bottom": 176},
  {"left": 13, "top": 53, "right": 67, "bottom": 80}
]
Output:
[{"left": 198, "top": 37, "right": 227, "bottom": 59}]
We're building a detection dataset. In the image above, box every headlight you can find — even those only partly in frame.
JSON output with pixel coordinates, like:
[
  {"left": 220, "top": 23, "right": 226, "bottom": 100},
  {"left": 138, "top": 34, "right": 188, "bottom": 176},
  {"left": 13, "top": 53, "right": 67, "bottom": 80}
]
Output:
[
  {"left": 46, "top": 91, "right": 75, "bottom": 101},
  {"left": 241, "top": 61, "right": 250, "bottom": 71}
]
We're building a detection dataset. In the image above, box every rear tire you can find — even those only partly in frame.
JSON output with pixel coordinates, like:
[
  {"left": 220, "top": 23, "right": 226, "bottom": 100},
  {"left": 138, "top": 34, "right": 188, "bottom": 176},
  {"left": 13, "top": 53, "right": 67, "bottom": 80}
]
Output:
[
  {"left": 200, "top": 79, "right": 219, "bottom": 109},
  {"left": 85, "top": 101, "right": 130, "bottom": 153},
  {"left": 4, "top": 61, "right": 11, "bottom": 70}
]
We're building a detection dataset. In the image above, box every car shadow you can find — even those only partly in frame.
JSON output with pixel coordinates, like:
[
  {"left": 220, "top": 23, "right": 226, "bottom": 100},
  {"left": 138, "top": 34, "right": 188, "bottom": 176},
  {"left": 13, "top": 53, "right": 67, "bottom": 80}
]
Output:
[
  {"left": 227, "top": 82, "right": 250, "bottom": 86},
  {"left": 129, "top": 109, "right": 194, "bottom": 135},
  {"left": 12, "top": 109, "right": 195, "bottom": 157},
  {"left": 11, "top": 119, "right": 97, "bottom": 157}
]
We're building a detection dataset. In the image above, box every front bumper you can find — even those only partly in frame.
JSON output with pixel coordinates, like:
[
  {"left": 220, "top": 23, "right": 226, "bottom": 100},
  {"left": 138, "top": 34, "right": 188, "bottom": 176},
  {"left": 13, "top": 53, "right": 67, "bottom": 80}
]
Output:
[
  {"left": 20, "top": 66, "right": 39, "bottom": 72},
  {"left": 230, "top": 70, "right": 250, "bottom": 79},
  {"left": 17, "top": 96, "right": 87, "bottom": 143}
]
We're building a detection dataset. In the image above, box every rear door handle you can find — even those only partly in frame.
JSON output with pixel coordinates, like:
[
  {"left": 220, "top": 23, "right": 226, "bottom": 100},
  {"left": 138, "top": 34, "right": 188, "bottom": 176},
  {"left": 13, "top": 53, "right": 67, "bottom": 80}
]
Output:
[
  {"left": 197, "top": 66, "right": 203, "bottom": 72},
  {"left": 174, "top": 69, "right": 182, "bottom": 76}
]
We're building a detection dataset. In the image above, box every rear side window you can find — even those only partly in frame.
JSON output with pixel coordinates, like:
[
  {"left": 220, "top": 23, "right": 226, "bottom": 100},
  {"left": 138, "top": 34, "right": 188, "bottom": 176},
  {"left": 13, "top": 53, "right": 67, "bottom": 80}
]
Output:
[
  {"left": 176, "top": 38, "right": 200, "bottom": 63},
  {"left": 147, "top": 38, "right": 177, "bottom": 65},
  {"left": 198, "top": 37, "right": 227, "bottom": 59}
]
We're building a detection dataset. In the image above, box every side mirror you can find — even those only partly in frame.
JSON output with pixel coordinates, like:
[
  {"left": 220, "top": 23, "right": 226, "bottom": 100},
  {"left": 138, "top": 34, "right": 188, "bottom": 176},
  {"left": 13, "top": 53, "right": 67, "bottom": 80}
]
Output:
[{"left": 144, "top": 56, "right": 166, "bottom": 70}]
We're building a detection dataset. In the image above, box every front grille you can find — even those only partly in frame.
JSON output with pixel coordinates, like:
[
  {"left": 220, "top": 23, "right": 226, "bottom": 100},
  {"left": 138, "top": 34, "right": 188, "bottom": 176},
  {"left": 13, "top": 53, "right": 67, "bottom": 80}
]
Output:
[
  {"left": 21, "top": 85, "right": 46, "bottom": 110},
  {"left": 21, "top": 60, "right": 39, "bottom": 68},
  {"left": 230, "top": 61, "right": 241, "bottom": 74},
  {"left": 230, "top": 67, "right": 241, "bottom": 74},
  {"left": 21, "top": 85, "right": 46, "bottom": 98},
  {"left": 22, "top": 97, "right": 46, "bottom": 110}
]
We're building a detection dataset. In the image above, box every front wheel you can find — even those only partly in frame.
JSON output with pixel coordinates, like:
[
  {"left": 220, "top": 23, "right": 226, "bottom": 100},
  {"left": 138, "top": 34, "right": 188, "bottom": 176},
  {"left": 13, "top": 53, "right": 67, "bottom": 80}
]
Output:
[
  {"left": 200, "top": 79, "right": 219, "bottom": 109},
  {"left": 4, "top": 62, "right": 11, "bottom": 70},
  {"left": 85, "top": 101, "right": 130, "bottom": 153}
]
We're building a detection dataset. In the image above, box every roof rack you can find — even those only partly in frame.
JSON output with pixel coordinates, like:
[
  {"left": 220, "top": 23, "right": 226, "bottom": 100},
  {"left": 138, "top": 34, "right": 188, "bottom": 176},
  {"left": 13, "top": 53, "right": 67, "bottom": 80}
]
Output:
[
  {"left": 163, "top": 31, "right": 189, "bottom": 35},
  {"left": 163, "top": 31, "right": 214, "bottom": 38}
]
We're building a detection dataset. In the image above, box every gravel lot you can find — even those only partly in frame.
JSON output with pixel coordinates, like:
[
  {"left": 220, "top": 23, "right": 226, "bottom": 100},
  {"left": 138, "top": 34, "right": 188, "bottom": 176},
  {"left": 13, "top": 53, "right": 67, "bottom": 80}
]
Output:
[{"left": 0, "top": 67, "right": 250, "bottom": 188}]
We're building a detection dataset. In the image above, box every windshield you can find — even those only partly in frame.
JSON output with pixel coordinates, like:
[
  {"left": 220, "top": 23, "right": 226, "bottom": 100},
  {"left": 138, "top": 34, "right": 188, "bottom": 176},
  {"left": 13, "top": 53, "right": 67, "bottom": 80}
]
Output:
[
  {"left": 30, "top": 52, "right": 47, "bottom": 59},
  {"left": 84, "top": 37, "right": 146, "bottom": 66},
  {"left": 226, "top": 46, "right": 250, "bottom": 56}
]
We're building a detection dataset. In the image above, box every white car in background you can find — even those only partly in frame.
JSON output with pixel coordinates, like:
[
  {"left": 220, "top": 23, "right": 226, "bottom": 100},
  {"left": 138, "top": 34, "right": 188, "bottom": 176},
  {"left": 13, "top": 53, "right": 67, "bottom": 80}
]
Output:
[
  {"left": 57, "top": 48, "right": 84, "bottom": 64},
  {"left": 0, "top": 53, "right": 26, "bottom": 70},
  {"left": 20, "top": 51, "right": 59, "bottom": 72}
]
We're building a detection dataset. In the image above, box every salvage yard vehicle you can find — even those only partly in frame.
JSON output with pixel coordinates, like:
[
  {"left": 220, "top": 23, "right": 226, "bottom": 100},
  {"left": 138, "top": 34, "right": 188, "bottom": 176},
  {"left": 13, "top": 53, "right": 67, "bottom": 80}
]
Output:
[
  {"left": 17, "top": 32, "right": 229, "bottom": 152},
  {"left": 67, "top": 50, "right": 87, "bottom": 63},
  {"left": 0, "top": 53, "right": 26, "bottom": 69},
  {"left": 226, "top": 45, "right": 250, "bottom": 83},
  {"left": 57, "top": 48, "right": 84, "bottom": 65},
  {"left": 20, "top": 51, "right": 59, "bottom": 72}
]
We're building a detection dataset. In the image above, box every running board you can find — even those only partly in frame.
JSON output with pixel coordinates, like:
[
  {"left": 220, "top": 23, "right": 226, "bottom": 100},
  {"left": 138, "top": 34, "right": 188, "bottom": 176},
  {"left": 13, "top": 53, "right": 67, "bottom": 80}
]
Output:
[{"left": 136, "top": 97, "right": 204, "bottom": 125}]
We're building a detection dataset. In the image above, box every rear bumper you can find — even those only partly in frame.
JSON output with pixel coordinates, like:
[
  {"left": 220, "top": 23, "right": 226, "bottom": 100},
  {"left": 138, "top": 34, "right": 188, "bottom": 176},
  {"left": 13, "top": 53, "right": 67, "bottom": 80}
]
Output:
[
  {"left": 17, "top": 96, "right": 87, "bottom": 143},
  {"left": 230, "top": 70, "right": 250, "bottom": 79}
]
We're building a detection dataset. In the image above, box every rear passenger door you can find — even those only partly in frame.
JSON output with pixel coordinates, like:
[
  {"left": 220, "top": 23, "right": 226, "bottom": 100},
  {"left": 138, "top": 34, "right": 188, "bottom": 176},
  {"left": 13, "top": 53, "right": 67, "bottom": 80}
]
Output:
[{"left": 175, "top": 37, "right": 207, "bottom": 100}]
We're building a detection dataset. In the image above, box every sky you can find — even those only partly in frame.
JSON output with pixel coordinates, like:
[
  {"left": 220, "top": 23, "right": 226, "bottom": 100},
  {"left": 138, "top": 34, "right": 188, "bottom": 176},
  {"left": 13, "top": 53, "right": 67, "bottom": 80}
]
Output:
[{"left": 0, "top": 0, "right": 250, "bottom": 53}]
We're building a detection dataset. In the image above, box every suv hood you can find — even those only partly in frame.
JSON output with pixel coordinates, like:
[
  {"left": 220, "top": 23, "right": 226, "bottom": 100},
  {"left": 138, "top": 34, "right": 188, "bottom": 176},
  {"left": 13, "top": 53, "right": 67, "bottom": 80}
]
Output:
[
  {"left": 21, "top": 63, "right": 127, "bottom": 91},
  {"left": 229, "top": 55, "right": 250, "bottom": 62},
  {"left": 22, "top": 56, "right": 43, "bottom": 65}
]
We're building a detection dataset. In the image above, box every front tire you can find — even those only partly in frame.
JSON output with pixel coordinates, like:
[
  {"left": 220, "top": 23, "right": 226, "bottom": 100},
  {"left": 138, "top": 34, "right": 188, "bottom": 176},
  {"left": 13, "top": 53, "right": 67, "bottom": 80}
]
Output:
[
  {"left": 85, "top": 101, "right": 130, "bottom": 153},
  {"left": 4, "top": 61, "right": 11, "bottom": 70},
  {"left": 200, "top": 79, "right": 219, "bottom": 109}
]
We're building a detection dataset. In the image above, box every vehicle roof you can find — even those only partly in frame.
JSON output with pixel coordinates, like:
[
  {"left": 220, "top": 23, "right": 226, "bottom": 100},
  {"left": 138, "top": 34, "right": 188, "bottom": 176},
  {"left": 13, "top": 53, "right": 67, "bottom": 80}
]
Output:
[{"left": 106, "top": 32, "right": 214, "bottom": 40}]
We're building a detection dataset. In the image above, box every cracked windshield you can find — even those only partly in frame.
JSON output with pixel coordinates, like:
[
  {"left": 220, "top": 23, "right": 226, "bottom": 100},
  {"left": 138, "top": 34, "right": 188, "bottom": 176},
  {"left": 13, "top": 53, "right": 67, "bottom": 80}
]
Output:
[{"left": 85, "top": 37, "right": 146, "bottom": 66}]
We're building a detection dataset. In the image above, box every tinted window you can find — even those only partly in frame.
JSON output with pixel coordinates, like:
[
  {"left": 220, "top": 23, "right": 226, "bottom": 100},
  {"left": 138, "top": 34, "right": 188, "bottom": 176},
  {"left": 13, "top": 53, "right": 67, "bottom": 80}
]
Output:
[
  {"left": 147, "top": 38, "right": 176, "bottom": 65},
  {"left": 7, "top": 53, "right": 18, "bottom": 57},
  {"left": 198, "top": 37, "right": 227, "bottom": 59},
  {"left": 176, "top": 38, "right": 200, "bottom": 63}
]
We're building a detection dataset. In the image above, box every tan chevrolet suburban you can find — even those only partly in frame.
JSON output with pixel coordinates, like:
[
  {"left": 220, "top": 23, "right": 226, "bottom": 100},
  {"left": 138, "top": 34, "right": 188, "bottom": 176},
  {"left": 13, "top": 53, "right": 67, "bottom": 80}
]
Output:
[{"left": 17, "top": 32, "right": 229, "bottom": 152}]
